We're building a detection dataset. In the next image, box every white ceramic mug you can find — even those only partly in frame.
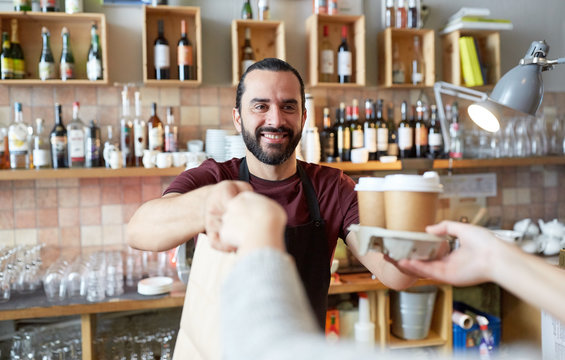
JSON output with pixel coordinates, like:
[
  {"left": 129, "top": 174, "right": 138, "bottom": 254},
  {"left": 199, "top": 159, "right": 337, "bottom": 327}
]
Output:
[
  {"left": 172, "top": 152, "right": 187, "bottom": 167},
  {"left": 103, "top": 145, "right": 122, "bottom": 169},
  {"left": 187, "top": 139, "right": 204, "bottom": 153},
  {"left": 156, "top": 152, "right": 173, "bottom": 168}
]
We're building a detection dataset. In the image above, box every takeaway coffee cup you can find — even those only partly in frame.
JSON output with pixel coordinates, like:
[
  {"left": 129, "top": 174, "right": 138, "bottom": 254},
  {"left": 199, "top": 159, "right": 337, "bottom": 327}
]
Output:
[
  {"left": 382, "top": 171, "right": 443, "bottom": 232},
  {"left": 355, "top": 177, "right": 385, "bottom": 228}
]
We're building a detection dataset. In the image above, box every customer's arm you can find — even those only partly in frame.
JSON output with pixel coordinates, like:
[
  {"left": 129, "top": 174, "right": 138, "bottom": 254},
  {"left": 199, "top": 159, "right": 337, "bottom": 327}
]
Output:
[
  {"left": 127, "top": 181, "right": 252, "bottom": 252},
  {"left": 398, "top": 221, "right": 565, "bottom": 324}
]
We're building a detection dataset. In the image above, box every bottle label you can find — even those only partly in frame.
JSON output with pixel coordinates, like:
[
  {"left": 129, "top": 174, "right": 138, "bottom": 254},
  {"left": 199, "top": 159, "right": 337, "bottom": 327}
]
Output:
[
  {"left": 397, "top": 127, "right": 413, "bottom": 150},
  {"left": 39, "top": 61, "right": 56, "bottom": 80},
  {"left": 415, "top": 127, "right": 428, "bottom": 146},
  {"left": 241, "top": 59, "right": 255, "bottom": 75},
  {"left": 87, "top": 59, "right": 102, "bottom": 81},
  {"left": 343, "top": 128, "right": 351, "bottom": 149},
  {"left": 1, "top": 58, "right": 13, "bottom": 78},
  {"left": 377, "top": 128, "right": 389, "bottom": 151},
  {"left": 337, "top": 128, "right": 343, "bottom": 150},
  {"left": 429, "top": 133, "right": 443, "bottom": 147},
  {"left": 178, "top": 45, "right": 193, "bottom": 66},
  {"left": 13, "top": 59, "right": 24, "bottom": 78},
  {"left": 69, "top": 129, "right": 85, "bottom": 160},
  {"left": 8, "top": 123, "right": 28, "bottom": 152},
  {"left": 148, "top": 126, "right": 163, "bottom": 150},
  {"left": 33, "top": 149, "right": 50, "bottom": 167},
  {"left": 412, "top": 71, "right": 423, "bottom": 84},
  {"left": 133, "top": 122, "right": 147, "bottom": 157},
  {"left": 337, "top": 51, "right": 352, "bottom": 76},
  {"left": 60, "top": 62, "right": 75, "bottom": 80},
  {"left": 322, "top": 135, "right": 335, "bottom": 157},
  {"left": 165, "top": 133, "right": 178, "bottom": 153},
  {"left": 154, "top": 44, "right": 170, "bottom": 69},
  {"left": 393, "top": 69, "right": 405, "bottom": 84},
  {"left": 85, "top": 137, "right": 100, "bottom": 163},
  {"left": 388, "top": 142, "right": 399, "bottom": 156},
  {"left": 321, "top": 49, "right": 334, "bottom": 75},
  {"left": 351, "top": 129, "right": 363, "bottom": 148},
  {"left": 364, "top": 128, "right": 377, "bottom": 152},
  {"left": 51, "top": 136, "right": 67, "bottom": 154}
]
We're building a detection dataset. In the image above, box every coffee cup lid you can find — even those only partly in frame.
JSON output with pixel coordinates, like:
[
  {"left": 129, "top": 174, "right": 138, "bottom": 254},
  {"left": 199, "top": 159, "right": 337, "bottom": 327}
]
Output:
[
  {"left": 382, "top": 171, "right": 443, "bottom": 193},
  {"left": 355, "top": 177, "right": 385, "bottom": 191}
]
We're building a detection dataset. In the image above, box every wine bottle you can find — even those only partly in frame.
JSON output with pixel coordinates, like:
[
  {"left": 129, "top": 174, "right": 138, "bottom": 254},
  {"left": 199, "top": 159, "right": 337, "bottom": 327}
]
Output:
[
  {"left": 32, "top": 118, "right": 51, "bottom": 169},
  {"left": 10, "top": 20, "right": 25, "bottom": 80},
  {"left": 241, "top": 28, "right": 255, "bottom": 75},
  {"left": 38, "top": 27, "right": 56, "bottom": 81},
  {"left": 392, "top": 42, "right": 405, "bottom": 84},
  {"left": 319, "top": 107, "right": 337, "bottom": 162},
  {"left": 337, "top": 25, "right": 352, "bottom": 83},
  {"left": 103, "top": 125, "right": 117, "bottom": 168},
  {"left": 349, "top": 100, "right": 364, "bottom": 151},
  {"left": 8, "top": 102, "right": 29, "bottom": 169},
  {"left": 241, "top": 0, "right": 253, "bottom": 19},
  {"left": 0, "top": 125, "right": 10, "bottom": 169},
  {"left": 164, "top": 107, "right": 178, "bottom": 153},
  {"left": 385, "top": 0, "right": 395, "bottom": 28},
  {"left": 395, "top": 0, "right": 407, "bottom": 28},
  {"left": 133, "top": 91, "right": 146, "bottom": 167},
  {"left": 85, "top": 119, "right": 101, "bottom": 168},
  {"left": 60, "top": 27, "right": 75, "bottom": 81},
  {"left": 414, "top": 100, "right": 428, "bottom": 158},
  {"left": 449, "top": 102, "right": 463, "bottom": 159},
  {"left": 0, "top": 32, "right": 13, "bottom": 80},
  {"left": 375, "top": 99, "right": 389, "bottom": 158},
  {"left": 120, "top": 90, "right": 134, "bottom": 167},
  {"left": 397, "top": 101, "right": 413, "bottom": 159},
  {"left": 87, "top": 23, "right": 103, "bottom": 81},
  {"left": 258, "top": 0, "right": 270, "bottom": 20},
  {"left": 411, "top": 35, "right": 424, "bottom": 85},
  {"left": 67, "top": 101, "right": 85, "bottom": 168},
  {"left": 154, "top": 19, "right": 170, "bottom": 80},
  {"left": 319, "top": 25, "right": 334, "bottom": 83},
  {"left": 407, "top": 0, "right": 419, "bottom": 28},
  {"left": 177, "top": 19, "right": 193, "bottom": 81},
  {"left": 427, "top": 105, "right": 443, "bottom": 159},
  {"left": 13, "top": 0, "right": 31, "bottom": 11},
  {"left": 387, "top": 103, "right": 399, "bottom": 157},
  {"left": 147, "top": 102, "right": 164, "bottom": 151},
  {"left": 363, "top": 99, "right": 377, "bottom": 160},
  {"left": 336, "top": 102, "right": 351, "bottom": 161},
  {"left": 40, "top": 0, "right": 56, "bottom": 12},
  {"left": 50, "top": 103, "right": 68, "bottom": 169}
]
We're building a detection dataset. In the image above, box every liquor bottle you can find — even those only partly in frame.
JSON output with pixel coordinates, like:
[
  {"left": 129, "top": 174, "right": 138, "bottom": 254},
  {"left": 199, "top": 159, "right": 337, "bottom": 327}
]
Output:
[
  {"left": 59, "top": 27, "right": 75, "bottom": 81},
  {"left": 32, "top": 118, "right": 51, "bottom": 169},
  {"left": 120, "top": 90, "right": 134, "bottom": 167},
  {"left": 337, "top": 26, "right": 352, "bottom": 84},
  {"left": 392, "top": 42, "right": 405, "bottom": 84},
  {"left": 336, "top": 102, "right": 350, "bottom": 161},
  {"left": 375, "top": 99, "right": 389, "bottom": 158},
  {"left": 258, "top": 0, "right": 270, "bottom": 20},
  {"left": 414, "top": 100, "right": 428, "bottom": 158},
  {"left": 449, "top": 102, "right": 463, "bottom": 159},
  {"left": 385, "top": 0, "right": 395, "bottom": 28},
  {"left": 154, "top": 19, "right": 170, "bottom": 80},
  {"left": 10, "top": 20, "right": 25, "bottom": 80},
  {"left": 313, "top": 0, "right": 328, "bottom": 14},
  {"left": 395, "top": 0, "right": 407, "bottom": 28},
  {"left": 427, "top": 105, "right": 443, "bottom": 159},
  {"left": 38, "top": 27, "right": 56, "bottom": 81},
  {"left": 363, "top": 99, "right": 377, "bottom": 160},
  {"left": 50, "top": 104, "right": 68, "bottom": 168},
  {"left": 147, "top": 102, "right": 164, "bottom": 151},
  {"left": 103, "top": 125, "right": 117, "bottom": 168},
  {"left": 164, "top": 107, "right": 178, "bottom": 153},
  {"left": 40, "top": 0, "right": 56, "bottom": 12},
  {"left": 386, "top": 103, "right": 398, "bottom": 157},
  {"left": 397, "top": 101, "right": 413, "bottom": 159},
  {"left": 65, "top": 0, "right": 82, "bottom": 14},
  {"left": 320, "top": 25, "right": 334, "bottom": 83},
  {"left": 328, "top": 0, "right": 338, "bottom": 15},
  {"left": 85, "top": 119, "right": 101, "bottom": 168},
  {"left": 319, "top": 107, "right": 337, "bottom": 162},
  {"left": 133, "top": 91, "right": 146, "bottom": 167},
  {"left": 177, "top": 19, "right": 193, "bottom": 81},
  {"left": 0, "top": 126, "right": 9, "bottom": 169},
  {"left": 67, "top": 101, "right": 85, "bottom": 167},
  {"left": 411, "top": 35, "right": 424, "bottom": 85},
  {"left": 14, "top": 0, "right": 31, "bottom": 11},
  {"left": 349, "top": 101, "right": 364, "bottom": 151},
  {"left": 87, "top": 24, "right": 103, "bottom": 81},
  {"left": 407, "top": 0, "right": 419, "bottom": 28},
  {"left": 1, "top": 32, "right": 13, "bottom": 80},
  {"left": 8, "top": 102, "right": 29, "bottom": 169},
  {"left": 241, "top": 28, "right": 255, "bottom": 75},
  {"left": 241, "top": 0, "right": 253, "bottom": 19}
]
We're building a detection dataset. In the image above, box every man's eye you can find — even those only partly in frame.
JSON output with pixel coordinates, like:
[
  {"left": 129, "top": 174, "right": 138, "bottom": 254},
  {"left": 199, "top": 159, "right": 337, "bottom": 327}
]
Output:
[
  {"left": 282, "top": 105, "right": 297, "bottom": 112},
  {"left": 254, "top": 104, "right": 268, "bottom": 111}
]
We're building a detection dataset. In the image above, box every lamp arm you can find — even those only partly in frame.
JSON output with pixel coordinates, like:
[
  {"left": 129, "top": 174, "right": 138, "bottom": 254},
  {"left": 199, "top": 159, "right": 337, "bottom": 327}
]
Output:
[{"left": 519, "top": 57, "right": 565, "bottom": 71}]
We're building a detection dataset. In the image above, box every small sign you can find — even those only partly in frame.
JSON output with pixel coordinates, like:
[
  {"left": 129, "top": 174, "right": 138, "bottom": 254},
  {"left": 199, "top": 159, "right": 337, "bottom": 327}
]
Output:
[{"left": 440, "top": 173, "right": 497, "bottom": 198}]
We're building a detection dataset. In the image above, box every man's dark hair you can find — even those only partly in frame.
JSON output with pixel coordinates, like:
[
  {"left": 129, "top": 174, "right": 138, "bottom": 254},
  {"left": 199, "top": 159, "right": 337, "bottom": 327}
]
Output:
[{"left": 235, "top": 58, "right": 305, "bottom": 115}]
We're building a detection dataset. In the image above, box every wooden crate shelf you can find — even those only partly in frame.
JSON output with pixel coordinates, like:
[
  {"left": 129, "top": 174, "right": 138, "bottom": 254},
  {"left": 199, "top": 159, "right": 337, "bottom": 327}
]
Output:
[
  {"left": 305, "top": 14, "right": 365, "bottom": 87},
  {"left": 142, "top": 5, "right": 202, "bottom": 86},
  {"left": 231, "top": 19, "right": 285, "bottom": 86},
  {"left": 0, "top": 11, "right": 108, "bottom": 84}
]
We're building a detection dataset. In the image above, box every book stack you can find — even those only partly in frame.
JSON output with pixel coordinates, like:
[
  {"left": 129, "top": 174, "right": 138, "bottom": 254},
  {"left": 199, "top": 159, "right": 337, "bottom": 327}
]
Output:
[
  {"left": 441, "top": 7, "right": 514, "bottom": 35},
  {"left": 459, "top": 36, "right": 484, "bottom": 87}
]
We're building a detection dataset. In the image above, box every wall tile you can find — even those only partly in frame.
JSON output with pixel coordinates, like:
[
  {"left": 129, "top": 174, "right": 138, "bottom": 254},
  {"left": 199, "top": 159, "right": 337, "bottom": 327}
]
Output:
[
  {"left": 81, "top": 225, "right": 102, "bottom": 247},
  {"left": 60, "top": 226, "right": 80, "bottom": 248},
  {"left": 122, "top": 203, "right": 140, "bottom": 223},
  {"left": 515, "top": 188, "right": 531, "bottom": 205},
  {"left": 57, "top": 178, "right": 79, "bottom": 188},
  {"left": 54, "top": 86, "right": 75, "bottom": 105},
  {"left": 15, "top": 209, "right": 36, "bottom": 229},
  {"left": 80, "top": 186, "right": 101, "bottom": 206},
  {"left": 80, "top": 178, "right": 100, "bottom": 187},
  {"left": 58, "top": 187, "right": 79, "bottom": 208},
  {"left": 38, "top": 228, "right": 59, "bottom": 247},
  {"left": 544, "top": 202, "right": 558, "bottom": 220},
  {"left": 516, "top": 171, "right": 531, "bottom": 187},
  {"left": 199, "top": 106, "right": 220, "bottom": 126},
  {"left": 36, "top": 179, "right": 58, "bottom": 188},
  {"left": 160, "top": 87, "right": 180, "bottom": 107},
  {"left": 530, "top": 204, "right": 544, "bottom": 220},
  {"left": 142, "top": 184, "right": 162, "bottom": 202},
  {"left": 36, "top": 188, "right": 58, "bottom": 208},
  {"left": 199, "top": 87, "right": 219, "bottom": 106},
  {"left": 140, "top": 87, "right": 160, "bottom": 106},
  {"left": 0, "top": 210, "right": 14, "bottom": 230},
  {"left": 14, "top": 229, "right": 37, "bottom": 245},
  {"left": 59, "top": 207, "right": 80, "bottom": 227},
  {"left": 0, "top": 190, "right": 13, "bottom": 210},
  {"left": 531, "top": 171, "right": 543, "bottom": 187},
  {"left": 80, "top": 207, "right": 101, "bottom": 226},
  {"left": 0, "top": 85, "right": 9, "bottom": 106},
  {"left": 102, "top": 204, "right": 123, "bottom": 225},
  {"left": 102, "top": 224, "right": 123, "bottom": 245},
  {"left": 101, "top": 178, "right": 121, "bottom": 186},
  {"left": 0, "top": 230, "right": 14, "bottom": 246},
  {"left": 13, "top": 180, "right": 34, "bottom": 189},
  {"left": 180, "top": 106, "right": 200, "bottom": 125},
  {"left": 13, "top": 188, "right": 36, "bottom": 209},
  {"left": 501, "top": 188, "right": 517, "bottom": 206},
  {"left": 97, "top": 86, "right": 119, "bottom": 106},
  {"left": 76, "top": 86, "right": 98, "bottom": 106},
  {"left": 219, "top": 87, "right": 235, "bottom": 107},
  {"left": 11, "top": 86, "right": 32, "bottom": 106},
  {"left": 101, "top": 185, "right": 122, "bottom": 205},
  {"left": 37, "top": 208, "right": 58, "bottom": 228},
  {"left": 530, "top": 187, "right": 544, "bottom": 204},
  {"left": 123, "top": 184, "right": 142, "bottom": 204},
  {"left": 544, "top": 187, "right": 558, "bottom": 204},
  {"left": 180, "top": 88, "right": 199, "bottom": 105},
  {"left": 543, "top": 170, "right": 558, "bottom": 187}
]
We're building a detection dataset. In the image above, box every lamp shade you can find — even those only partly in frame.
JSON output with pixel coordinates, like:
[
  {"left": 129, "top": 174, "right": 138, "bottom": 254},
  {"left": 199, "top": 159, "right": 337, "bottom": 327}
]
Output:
[{"left": 489, "top": 63, "right": 544, "bottom": 116}]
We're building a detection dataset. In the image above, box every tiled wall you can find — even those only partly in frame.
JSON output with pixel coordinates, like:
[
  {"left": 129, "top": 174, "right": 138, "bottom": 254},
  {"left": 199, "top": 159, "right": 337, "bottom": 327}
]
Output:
[{"left": 0, "top": 84, "right": 564, "bottom": 251}]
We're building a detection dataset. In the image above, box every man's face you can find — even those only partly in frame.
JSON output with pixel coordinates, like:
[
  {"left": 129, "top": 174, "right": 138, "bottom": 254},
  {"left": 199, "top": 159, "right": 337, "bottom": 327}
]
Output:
[{"left": 233, "top": 70, "right": 306, "bottom": 166}]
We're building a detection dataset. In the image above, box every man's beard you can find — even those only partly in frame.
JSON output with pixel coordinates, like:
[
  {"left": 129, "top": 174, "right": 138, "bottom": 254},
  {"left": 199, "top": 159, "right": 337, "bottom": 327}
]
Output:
[{"left": 240, "top": 119, "right": 301, "bottom": 166}]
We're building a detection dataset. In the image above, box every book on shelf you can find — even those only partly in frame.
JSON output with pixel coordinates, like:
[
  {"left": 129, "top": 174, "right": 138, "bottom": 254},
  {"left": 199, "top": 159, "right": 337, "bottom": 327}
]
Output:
[
  {"left": 459, "top": 36, "right": 484, "bottom": 87},
  {"left": 447, "top": 7, "right": 491, "bottom": 24},
  {"left": 441, "top": 15, "right": 513, "bottom": 34}
]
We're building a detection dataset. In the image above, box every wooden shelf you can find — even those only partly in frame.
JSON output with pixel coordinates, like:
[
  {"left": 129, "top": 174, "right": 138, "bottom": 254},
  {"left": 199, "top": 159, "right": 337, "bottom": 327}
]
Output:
[
  {"left": 0, "top": 166, "right": 185, "bottom": 181},
  {"left": 329, "top": 272, "right": 445, "bottom": 295},
  {"left": 387, "top": 329, "right": 446, "bottom": 349},
  {"left": 433, "top": 156, "right": 565, "bottom": 169},
  {"left": 0, "top": 11, "right": 108, "bottom": 84}
]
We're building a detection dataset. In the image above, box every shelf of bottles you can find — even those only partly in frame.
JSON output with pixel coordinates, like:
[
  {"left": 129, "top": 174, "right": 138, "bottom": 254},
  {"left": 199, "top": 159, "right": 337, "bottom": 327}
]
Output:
[
  {"left": 142, "top": 5, "right": 202, "bottom": 87},
  {"left": 306, "top": 14, "right": 365, "bottom": 87},
  {"left": 231, "top": 19, "right": 285, "bottom": 86},
  {"left": 0, "top": 12, "right": 107, "bottom": 85}
]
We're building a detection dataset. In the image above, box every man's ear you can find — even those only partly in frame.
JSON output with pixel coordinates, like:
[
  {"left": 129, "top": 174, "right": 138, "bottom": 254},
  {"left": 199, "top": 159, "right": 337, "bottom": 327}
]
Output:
[
  {"left": 233, "top": 108, "right": 242, "bottom": 132},
  {"left": 301, "top": 109, "right": 307, "bottom": 128}
]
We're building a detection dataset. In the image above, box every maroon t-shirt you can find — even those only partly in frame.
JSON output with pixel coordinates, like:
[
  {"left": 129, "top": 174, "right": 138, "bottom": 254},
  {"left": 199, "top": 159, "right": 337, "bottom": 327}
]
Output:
[{"left": 164, "top": 158, "right": 359, "bottom": 259}]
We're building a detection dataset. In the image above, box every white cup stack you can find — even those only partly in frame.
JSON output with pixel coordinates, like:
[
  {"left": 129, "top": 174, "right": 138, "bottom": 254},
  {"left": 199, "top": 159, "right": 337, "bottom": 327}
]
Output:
[{"left": 205, "top": 129, "right": 230, "bottom": 162}]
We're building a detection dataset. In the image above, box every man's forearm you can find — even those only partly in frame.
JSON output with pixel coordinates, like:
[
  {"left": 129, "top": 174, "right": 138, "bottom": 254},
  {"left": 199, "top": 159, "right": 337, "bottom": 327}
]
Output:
[{"left": 127, "top": 186, "right": 211, "bottom": 252}]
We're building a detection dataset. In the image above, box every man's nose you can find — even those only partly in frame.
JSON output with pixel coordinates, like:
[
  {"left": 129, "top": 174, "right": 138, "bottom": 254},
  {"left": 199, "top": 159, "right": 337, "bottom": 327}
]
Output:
[{"left": 265, "top": 107, "right": 284, "bottom": 127}]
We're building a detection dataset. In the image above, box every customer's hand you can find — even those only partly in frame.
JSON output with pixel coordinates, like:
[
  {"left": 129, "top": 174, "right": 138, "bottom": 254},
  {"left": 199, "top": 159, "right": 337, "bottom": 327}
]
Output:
[
  {"left": 204, "top": 180, "right": 253, "bottom": 252},
  {"left": 397, "top": 221, "right": 507, "bottom": 286},
  {"left": 219, "top": 192, "right": 287, "bottom": 255}
]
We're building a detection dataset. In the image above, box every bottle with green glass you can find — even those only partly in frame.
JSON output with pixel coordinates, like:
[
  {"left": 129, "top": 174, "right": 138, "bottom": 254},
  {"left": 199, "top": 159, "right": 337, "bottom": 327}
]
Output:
[
  {"left": 1, "top": 32, "right": 13, "bottom": 80},
  {"left": 10, "top": 20, "right": 25, "bottom": 79},
  {"left": 13, "top": 0, "right": 31, "bottom": 11},
  {"left": 87, "top": 23, "right": 103, "bottom": 81},
  {"left": 241, "top": 0, "right": 253, "bottom": 19},
  {"left": 60, "top": 27, "right": 75, "bottom": 81},
  {"left": 38, "top": 27, "right": 56, "bottom": 81}
]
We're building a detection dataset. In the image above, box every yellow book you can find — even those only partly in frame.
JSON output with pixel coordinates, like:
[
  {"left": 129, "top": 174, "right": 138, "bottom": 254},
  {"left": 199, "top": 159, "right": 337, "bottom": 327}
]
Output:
[{"left": 459, "top": 36, "right": 484, "bottom": 86}]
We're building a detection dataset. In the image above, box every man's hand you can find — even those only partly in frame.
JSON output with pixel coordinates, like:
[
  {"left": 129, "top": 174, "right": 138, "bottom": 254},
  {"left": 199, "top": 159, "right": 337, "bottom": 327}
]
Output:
[{"left": 204, "top": 181, "right": 253, "bottom": 252}]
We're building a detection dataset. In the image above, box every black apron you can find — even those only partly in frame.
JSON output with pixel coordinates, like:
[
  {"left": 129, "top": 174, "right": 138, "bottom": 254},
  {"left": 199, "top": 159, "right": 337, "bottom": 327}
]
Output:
[{"left": 239, "top": 158, "right": 331, "bottom": 330}]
